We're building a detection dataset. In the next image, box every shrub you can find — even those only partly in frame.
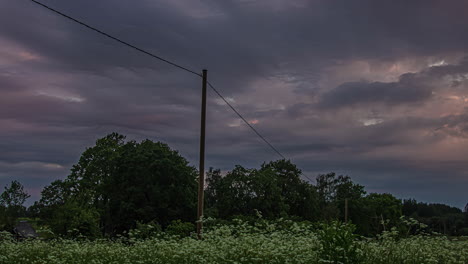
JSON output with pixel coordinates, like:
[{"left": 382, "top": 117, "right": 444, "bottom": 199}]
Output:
[
  {"left": 165, "top": 220, "right": 195, "bottom": 237},
  {"left": 317, "top": 221, "right": 363, "bottom": 263},
  {"left": 128, "top": 220, "right": 162, "bottom": 240},
  {"left": 0, "top": 220, "right": 468, "bottom": 263}
]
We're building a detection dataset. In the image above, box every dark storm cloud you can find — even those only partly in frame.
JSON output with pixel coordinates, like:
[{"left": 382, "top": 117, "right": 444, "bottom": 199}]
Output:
[
  {"left": 0, "top": 0, "right": 276, "bottom": 96},
  {"left": 317, "top": 57, "right": 468, "bottom": 108},
  {"left": 318, "top": 77, "right": 432, "bottom": 108},
  {"left": 3, "top": 0, "right": 468, "bottom": 89},
  {"left": 1, "top": 0, "right": 468, "bottom": 207},
  {"left": 212, "top": 0, "right": 468, "bottom": 68}
]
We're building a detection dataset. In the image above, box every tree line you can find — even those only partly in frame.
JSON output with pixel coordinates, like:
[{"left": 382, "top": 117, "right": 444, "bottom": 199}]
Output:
[{"left": 1, "top": 133, "right": 467, "bottom": 237}]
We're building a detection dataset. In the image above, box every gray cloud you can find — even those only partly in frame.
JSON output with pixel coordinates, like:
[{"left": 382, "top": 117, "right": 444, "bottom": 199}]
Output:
[
  {"left": 318, "top": 77, "right": 432, "bottom": 108},
  {"left": 318, "top": 57, "right": 468, "bottom": 109},
  {"left": 1, "top": 0, "right": 468, "bottom": 207}
]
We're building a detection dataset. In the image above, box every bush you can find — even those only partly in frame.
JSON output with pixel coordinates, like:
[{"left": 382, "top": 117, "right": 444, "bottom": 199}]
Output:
[
  {"left": 0, "top": 221, "right": 468, "bottom": 263},
  {"left": 317, "top": 221, "right": 363, "bottom": 264},
  {"left": 165, "top": 220, "right": 195, "bottom": 237},
  {"left": 0, "top": 206, "right": 15, "bottom": 232},
  {"left": 458, "top": 227, "right": 468, "bottom": 236},
  {"left": 0, "top": 231, "right": 13, "bottom": 242},
  {"left": 48, "top": 202, "right": 101, "bottom": 238},
  {"left": 128, "top": 220, "right": 162, "bottom": 240}
]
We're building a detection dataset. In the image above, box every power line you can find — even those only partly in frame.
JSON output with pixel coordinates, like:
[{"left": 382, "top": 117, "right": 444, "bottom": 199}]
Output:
[
  {"left": 28, "top": 0, "right": 315, "bottom": 183},
  {"left": 207, "top": 81, "right": 285, "bottom": 160},
  {"left": 28, "top": 0, "right": 201, "bottom": 77},
  {"left": 208, "top": 81, "right": 315, "bottom": 183}
]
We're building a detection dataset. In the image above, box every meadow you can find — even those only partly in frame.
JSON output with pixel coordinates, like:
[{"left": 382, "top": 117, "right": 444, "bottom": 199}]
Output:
[{"left": 1, "top": 220, "right": 467, "bottom": 264}]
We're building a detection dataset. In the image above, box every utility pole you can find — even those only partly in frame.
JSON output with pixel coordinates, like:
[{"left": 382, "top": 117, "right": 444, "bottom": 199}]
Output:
[
  {"left": 197, "top": 69, "right": 207, "bottom": 239},
  {"left": 345, "top": 198, "right": 348, "bottom": 223}
]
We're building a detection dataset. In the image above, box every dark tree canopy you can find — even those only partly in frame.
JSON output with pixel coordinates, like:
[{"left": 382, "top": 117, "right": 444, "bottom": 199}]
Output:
[
  {"left": 19, "top": 133, "right": 468, "bottom": 238},
  {"left": 0, "top": 180, "right": 30, "bottom": 231},
  {"left": 360, "top": 193, "right": 402, "bottom": 235},
  {"left": 402, "top": 199, "right": 467, "bottom": 235},
  {"left": 0, "top": 180, "right": 30, "bottom": 209},
  {"left": 205, "top": 159, "right": 319, "bottom": 220},
  {"left": 315, "top": 173, "right": 366, "bottom": 221},
  {"left": 36, "top": 133, "right": 198, "bottom": 236}
]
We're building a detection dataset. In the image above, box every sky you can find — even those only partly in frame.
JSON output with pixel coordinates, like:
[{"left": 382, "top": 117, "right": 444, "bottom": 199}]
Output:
[{"left": 1, "top": 0, "right": 468, "bottom": 208}]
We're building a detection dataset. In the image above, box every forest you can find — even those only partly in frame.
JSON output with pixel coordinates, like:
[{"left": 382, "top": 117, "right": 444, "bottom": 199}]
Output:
[{"left": 1, "top": 133, "right": 467, "bottom": 238}]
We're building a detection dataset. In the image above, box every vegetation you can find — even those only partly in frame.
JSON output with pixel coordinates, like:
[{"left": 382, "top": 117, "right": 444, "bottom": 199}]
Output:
[
  {"left": 1, "top": 133, "right": 468, "bottom": 263},
  {"left": 27, "top": 133, "right": 198, "bottom": 237},
  {"left": 0, "top": 220, "right": 467, "bottom": 264},
  {"left": 403, "top": 199, "right": 468, "bottom": 236},
  {"left": 0, "top": 180, "right": 31, "bottom": 231},
  {"left": 205, "top": 160, "right": 319, "bottom": 220}
]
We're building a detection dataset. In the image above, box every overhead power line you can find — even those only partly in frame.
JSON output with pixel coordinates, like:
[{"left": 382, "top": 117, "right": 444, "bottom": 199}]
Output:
[
  {"left": 209, "top": 80, "right": 314, "bottom": 182},
  {"left": 29, "top": 0, "right": 201, "bottom": 77},
  {"left": 27, "top": 0, "right": 315, "bottom": 183},
  {"left": 207, "top": 81, "right": 285, "bottom": 160}
]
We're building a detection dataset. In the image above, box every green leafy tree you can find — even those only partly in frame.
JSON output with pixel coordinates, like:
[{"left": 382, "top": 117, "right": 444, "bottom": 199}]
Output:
[
  {"left": 0, "top": 180, "right": 30, "bottom": 209},
  {"left": 68, "top": 133, "right": 125, "bottom": 206},
  {"left": 402, "top": 199, "right": 466, "bottom": 235},
  {"left": 0, "top": 180, "right": 30, "bottom": 231},
  {"left": 103, "top": 139, "right": 198, "bottom": 233},
  {"left": 0, "top": 180, "right": 30, "bottom": 218},
  {"left": 206, "top": 160, "right": 319, "bottom": 220},
  {"left": 34, "top": 180, "right": 70, "bottom": 220},
  {"left": 361, "top": 193, "right": 402, "bottom": 235},
  {"left": 316, "top": 173, "right": 366, "bottom": 221},
  {"left": 316, "top": 173, "right": 365, "bottom": 203},
  {"left": 0, "top": 205, "right": 9, "bottom": 231},
  {"left": 38, "top": 133, "right": 198, "bottom": 236},
  {"left": 259, "top": 160, "right": 319, "bottom": 220},
  {"left": 38, "top": 180, "right": 70, "bottom": 208},
  {"left": 34, "top": 179, "right": 101, "bottom": 237},
  {"left": 48, "top": 201, "right": 101, "bottom": 238}
]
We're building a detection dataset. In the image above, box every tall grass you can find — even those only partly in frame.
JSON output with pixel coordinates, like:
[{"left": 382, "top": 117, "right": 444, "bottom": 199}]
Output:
[{"left": 0, "top": 220, "right": 467, "bottom": 264}]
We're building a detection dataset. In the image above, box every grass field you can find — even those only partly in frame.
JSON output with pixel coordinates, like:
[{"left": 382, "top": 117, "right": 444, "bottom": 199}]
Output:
[{"left": 1, "top": 221, "right": 467, "bottom": 264}]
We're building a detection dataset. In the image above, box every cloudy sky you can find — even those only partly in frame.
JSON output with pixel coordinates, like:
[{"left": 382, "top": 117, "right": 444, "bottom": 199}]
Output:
[{"left": 1, "top": 0, "right": 468, "bottom": 208}]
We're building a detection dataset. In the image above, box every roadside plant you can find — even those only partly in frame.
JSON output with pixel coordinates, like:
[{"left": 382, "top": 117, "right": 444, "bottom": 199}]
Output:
[{"left": 317, "top": 221, "right": 364, "bottom": 264}]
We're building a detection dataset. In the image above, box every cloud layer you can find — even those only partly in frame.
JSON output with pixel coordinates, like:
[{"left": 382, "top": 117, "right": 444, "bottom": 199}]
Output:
[{"left": 1, "top": 0, "right": 468, "bottom": 207}]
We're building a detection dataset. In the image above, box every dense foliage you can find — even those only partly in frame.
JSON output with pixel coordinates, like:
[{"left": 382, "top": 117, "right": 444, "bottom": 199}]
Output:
[
  {"left": 205, "top": 160, "right": 319, "bottom": 220},
  {"left": 403, "top": 199, "right": 468, "bottom": 236},
  {"left": 1, "top": 220, "right": 467, "bottom": 264},
  {"left": 0, "top": 181, "right": 30, "bottom": 231},
  {"left": 28, "top": 133, "right": 198, "bottom": 237},
  {"left": 1, "top": 133, "right": 467, "bottom": 239}
]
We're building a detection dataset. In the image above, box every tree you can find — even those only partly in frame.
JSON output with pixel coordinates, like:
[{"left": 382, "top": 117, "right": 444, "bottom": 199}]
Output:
[
  {"left": 0, "top": 180, "right": 30, "bottom": 231},
  {"left": 361, "top": 193, "right": 402, "bottom": 235},
  {"left": 0, "top": 205, "right": 9, "bottom": 231},
  {"left": 103, "top": 139, "right": 198, "bottom": 233},
  {"left": 205, "top": 167, "right": 223, "bottom": 215},
  {"left": 48, "top": 201, "right": 101, "bottom": 238},
  {"left": 0, "top": 180, "right": 30, "bottom": 218},
  {"left": 315, "top": 173, "right": 366, "bottom": 221},
  {"left": 316, "top": 173, "right": 365, "bottom": 203},
  {"left": 38, "top": 180, "right": 69, "bottom": 209},
  {"left": 0, "top": 180, "right": 30, "bottom": 209},
  {"left": 33, "top": 179, "right": 72, "bottom": 230},
  {"left": 37, "top": 133, "right": 198, "bottom": 236},
  {"left": 259, "top": 160, "right": 319, "bottom": 220},
  {"left": 205, "top": 160, "right": 319, "bottom": 220},
  {"left": 402, "top": 199, "right": 466, "bottom": 235},
  {"left": 67, "top": 132, "right": 125, "bottom": 207}
]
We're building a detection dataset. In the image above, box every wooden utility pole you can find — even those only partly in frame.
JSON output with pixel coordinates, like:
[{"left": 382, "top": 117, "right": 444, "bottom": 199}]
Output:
[
  {"left": 197, "top": 69, "right": 207, "bottom": 239},
  {"left": 345, "top": 198, "right": 348, "bottom": 223}
]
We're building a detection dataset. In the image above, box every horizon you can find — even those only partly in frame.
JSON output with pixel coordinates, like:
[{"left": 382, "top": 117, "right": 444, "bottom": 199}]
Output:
[{"left": 15, "top": 134, "right": 468, "bottom": 210}]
